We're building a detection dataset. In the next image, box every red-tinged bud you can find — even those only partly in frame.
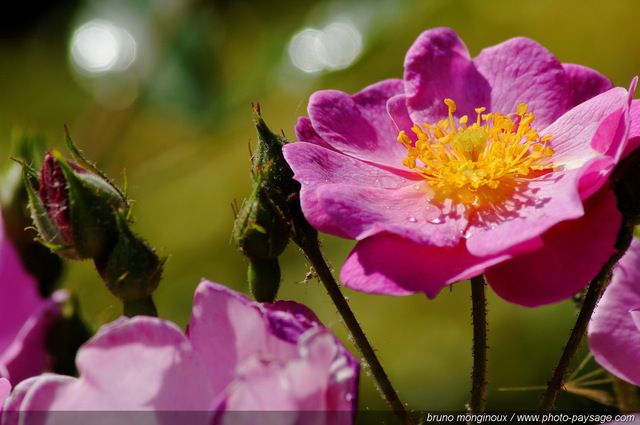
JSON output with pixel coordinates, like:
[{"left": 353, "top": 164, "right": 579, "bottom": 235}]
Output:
[{"left": 24, "top": 149, "right": 128, "bottom": 260}]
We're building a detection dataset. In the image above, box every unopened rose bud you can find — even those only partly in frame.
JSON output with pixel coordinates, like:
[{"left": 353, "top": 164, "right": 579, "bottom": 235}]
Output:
[
  {"left": 233, "top": 105, "right": 301, "bottom": 302},
  {"left": 23, "top": 149, "right": 128, "bottom": 260}
]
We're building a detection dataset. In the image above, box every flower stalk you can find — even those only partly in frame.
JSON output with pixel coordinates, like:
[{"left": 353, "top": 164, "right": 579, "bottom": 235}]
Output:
[
  {"left": 469, "top": 274, "right": 488, "bottom": 420},
  {"left": 292, "top": 226, "right": 414, "bottom": 425},
  {"left": 537, "top": 214, "right": 636, "bottom": 419},
  {"left": 237, "top": 106, "right": 413, "bottom": 424}
]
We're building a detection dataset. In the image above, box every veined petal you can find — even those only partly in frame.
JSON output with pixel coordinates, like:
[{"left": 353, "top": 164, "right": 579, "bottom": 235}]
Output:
[
  {"left": 283, "top": 141, "right": 417, "bottom": 238},
  {"left": 11, "top": 317, "right": 214, "bottom": 411},
  {"left": 465, "top": 168, "right": 584, "bottom": 257},
  {"left": 317, "top": 182, "right": 468, "bottom": 247},
  {"left": 485, "top": 187, "right": 620, "bottom": 307},
  {"left": 404, "top": 27, "right": 490, "bottom": 124},
  {"left": 188, "top": 280, "right": 302, "bottom": 397},
  {"left": 543, "top": 87, "right": 629, "bottom": 166},
  {"left": 475, "top": 37, "right": 569, "bottom": 129},
  {"left": 306, "top": 80, "right": 407, "bottom": 167},
  {"left": 562, "top": 63, "right": 613, "bottom": 109}
]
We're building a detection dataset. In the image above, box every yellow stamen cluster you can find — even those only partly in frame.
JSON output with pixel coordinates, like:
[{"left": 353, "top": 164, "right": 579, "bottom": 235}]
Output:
[{"left": 398, "top": 99, "right": 555, "bottom": 205}]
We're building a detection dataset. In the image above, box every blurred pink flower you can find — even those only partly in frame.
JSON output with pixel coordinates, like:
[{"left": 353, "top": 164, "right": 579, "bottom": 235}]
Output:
[
  {"left": 0, "top": 378, "right": 9, "bottom": 413},
  {"left": 0, "top": 212, "right": 64, "bottom": 384},
  {"left": 589, "top": 237, "right": 640, "bottom": 385},
  {"left": 3, "top": 280, "right": 359, "bottom": 424},
  {"left": 283, "top": 27, "right": 639, "bottom": 307}
]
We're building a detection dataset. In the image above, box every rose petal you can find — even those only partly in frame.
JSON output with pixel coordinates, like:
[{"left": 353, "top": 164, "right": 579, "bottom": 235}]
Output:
[
  {"left": 589, "top": 238, "right": 640, "bottom": 386},
  {"left": 340, "top": 234, "right": 512, "bottom": 297},
  {"left": 0, "top": 377, "right": 10, "bottom": 411},
  {"left": 187, "top": 281, "right": 300, "bottom": 397},
  {"left": 485, "top": 187, "right": 620, "bottom": 307},
  {"left": 544, "top": 87, "right": 629, "bottom": 165},
  {"left": 317, "top": 182, "right": 468, "bottom": 247},
  {"left": 475, "top": 37, "right": 569, "bottom": 128},
  {"left": 465, "top": 168, "right": 585, "bottom": 257},
  {"left": 0, "top": 291, "right": 65, "bottom": 384},
  {"left": 404, "top": 27, "right": 490, "bottom": 124},
  {"left": 563, "top": 63, "right": 613, "bottom": 109},
  {"left": 306, "top": 79, "right": 407, "bottom": 167},
  {"left": 0, "top": 217, "right": 43, "bottom": 353},
  {"left": 283, "top": 141, "right": 418, "bottom": 238},
  {"left": 22, "top": 317, "right": 215, "bottom": 410}
]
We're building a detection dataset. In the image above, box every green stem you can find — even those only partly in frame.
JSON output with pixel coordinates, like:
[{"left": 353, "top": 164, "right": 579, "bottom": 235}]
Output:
[
  {"left": 537, "top": 215, "right": 636, "bottom": 419},
  {"left": 294, "top": 232, "right": 413, "bottom": 425},
  {"left": 469, "top": 274, "right": 488, "bottom": 421},
  {"left": 123, "top": 295, "right": 158, "bottom": 317}
]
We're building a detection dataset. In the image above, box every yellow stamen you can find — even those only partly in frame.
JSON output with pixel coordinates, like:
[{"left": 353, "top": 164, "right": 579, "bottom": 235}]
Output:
[{"left": 397, "top": 99, "right": 555, "bottom": 207}]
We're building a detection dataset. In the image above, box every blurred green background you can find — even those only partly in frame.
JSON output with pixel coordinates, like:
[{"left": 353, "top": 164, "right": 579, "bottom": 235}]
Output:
[{"left": 1, "top": 0, "right": 638, "bottom": 421}]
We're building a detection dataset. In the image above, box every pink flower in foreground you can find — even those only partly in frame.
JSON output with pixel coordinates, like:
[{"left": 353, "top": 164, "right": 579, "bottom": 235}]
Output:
[
  {"left": 0, "top": 212, "right": 64, "bottom": 384},
  {"left": 589, "top": 238, "right": 640, "bottom": 385},
  {"left": 0, "top": 379, "right": 9, "bottom": 413},
  {"left": 3, "top": 280, "right": 359, "bottom": 425},
  {"left": 283, "top": 27, "right": 639, "bottom": 307}
]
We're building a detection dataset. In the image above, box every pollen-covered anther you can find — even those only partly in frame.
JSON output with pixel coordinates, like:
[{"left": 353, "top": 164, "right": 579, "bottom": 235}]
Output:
[{"left": 397, "top": 99, "right": 555, "bottom": 206}]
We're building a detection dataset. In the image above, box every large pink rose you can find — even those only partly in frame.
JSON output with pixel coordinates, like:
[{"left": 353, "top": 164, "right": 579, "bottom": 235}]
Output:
[{"left": 284, "top": 27, "right": 639, "bottom": 307}]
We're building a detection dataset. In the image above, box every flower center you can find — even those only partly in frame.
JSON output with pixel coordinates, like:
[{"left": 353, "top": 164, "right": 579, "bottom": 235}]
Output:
[{"left": 398, "top": 99, "right": 555, "bottom": 206}]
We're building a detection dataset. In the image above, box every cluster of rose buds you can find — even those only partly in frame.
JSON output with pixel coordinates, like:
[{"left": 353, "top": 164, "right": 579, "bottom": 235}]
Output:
[{"left": 20, "top": 130, "right": 163, "bottom": 316}]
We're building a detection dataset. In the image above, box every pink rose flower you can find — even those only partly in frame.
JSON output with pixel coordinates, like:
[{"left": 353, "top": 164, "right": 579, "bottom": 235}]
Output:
[
  {"left": 3, "top": 280, "right": 359, "bottom": 425},
  {"left": 283, "top": 27, "right": 639, "bottom": 307},
  {"left": 589, "top": 238, "right": 640, "bottom": 385},
  {"left": 0, "top": 212, "right": 64, "bottom": 384}
]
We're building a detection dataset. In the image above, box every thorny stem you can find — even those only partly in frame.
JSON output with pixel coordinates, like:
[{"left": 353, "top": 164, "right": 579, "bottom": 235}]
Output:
[
  {"left": 294, "top": 231, "right": 414, "bottom": 425},
  {"left": 537, "top": 215, "right": 636, "bottom": 421},
  {"left": 469, "top": 274, "right": 488, "bottom": 422}
]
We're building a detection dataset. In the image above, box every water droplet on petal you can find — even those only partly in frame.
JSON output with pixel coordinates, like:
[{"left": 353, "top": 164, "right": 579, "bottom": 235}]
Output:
[
  {"left": 375, "top": 175, "right": 401, "bottom": 188},
  {"left": 408, "top": 216, "right": 418, "bottom": 223},
  {"left": 413, "top": 184, "right": 421, "bottom": 191},
  {"left": 424, "top": 204, "right": 444, "bottom": 224}
]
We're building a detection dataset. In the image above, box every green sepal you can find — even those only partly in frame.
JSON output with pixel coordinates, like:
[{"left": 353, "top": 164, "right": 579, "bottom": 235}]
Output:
[
  {"left": 248, "top": 258, "right": 281, "bottom": 303},
  {"left": 234, "top": 181, "right": 290, "bottom": 261},
  {"left": 64, "top": 126, "right": 127, "bottom": 203},
  {"left": 94, "top": 212, "right": 163, "bottom": 303}
]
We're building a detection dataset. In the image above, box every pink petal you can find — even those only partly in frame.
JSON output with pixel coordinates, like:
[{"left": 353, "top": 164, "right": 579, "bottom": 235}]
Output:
[
  {"left": 404, "top": 27, "right": 490, "bottom": 124},
  {"left": 283, "top": 141, "right": 418, "bottom": 239},
  {"left": 23, "top": 317, "right": 214, "bottom": 410},
  {"left": 214, "top": 329, "right": 356, "bottom": 425},
  {"left": 465, "top": 168, "right": 585, "bottom": 257},
  {"left": 0, "top": 291, "right": 66, "bottom": 384},
  {"left": 589, "top": 238, "right": 640, "bottom": 386},
  {"left": 187, "top": 280, "right": 300, "bottom": 397},
  {"left": 340, "top": 234, "right": 512, "bottom": 297},
  {"left": 0, "top": 377, "right": 10, "bottom": 411},
  {"left": 386, "top": 94, "right": 414, "bottom": 137},
  {"left": 294, "top": 116, "right": 334, "bottom": 150},
  {"left": 544, "top": 87, "right": 629, "bottom": 164},
  {"left": 621, "top": 98, "right": 640, "bottom": 157},
  {"left": 0, "top": 216, "right": 43, "bottom": 354},
  {"left": 317, "top": 182, "right": 468, "bottom": 247},
  {"left": 485, "top": 187, "right": 620, "bottom": 307},
  {"left": 562, "top": 63, "right": 613, "bottom": 109},
  {"left": 306, "top": 79, "right": 407, "bottom": 167},
  {"left": 474, "top": 37, "right": 569, "bottom": 128}
]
